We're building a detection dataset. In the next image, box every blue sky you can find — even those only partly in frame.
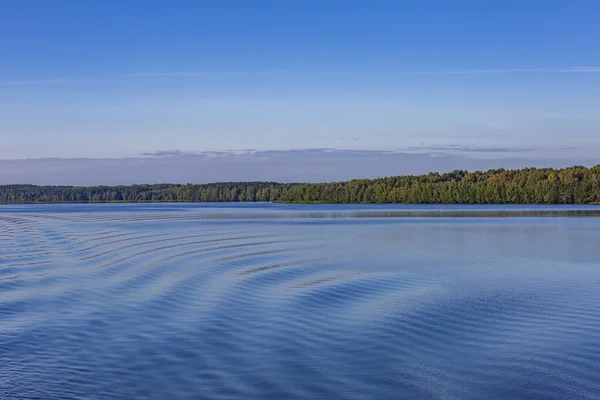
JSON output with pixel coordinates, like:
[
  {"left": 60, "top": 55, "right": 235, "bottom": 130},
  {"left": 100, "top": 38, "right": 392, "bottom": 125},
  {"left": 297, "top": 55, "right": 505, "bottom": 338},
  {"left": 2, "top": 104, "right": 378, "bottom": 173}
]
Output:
[{"left": 1, "top": 0, "right": 600, "bottom": 166}]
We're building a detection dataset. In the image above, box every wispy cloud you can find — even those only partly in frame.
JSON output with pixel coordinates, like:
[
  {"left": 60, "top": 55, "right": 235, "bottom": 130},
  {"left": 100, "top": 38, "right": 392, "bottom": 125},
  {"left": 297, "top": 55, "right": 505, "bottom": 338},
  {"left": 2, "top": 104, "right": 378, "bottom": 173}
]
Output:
[
  {"left": 407, "top": 145, "right": 535, "bottom": 153},
  {"left": 140, "top": 147, "right": 538, "bottom": 161},
  {"left": 141, "top": 150, "right": 198, "bottom": 158},
  {"left": 127, "top": 71, "right": 210, "bottom": 77},
  {"left": 3, "top": 67, "right": 600, "bottom": 86},
  {"left": 0, "top": 78, "right": 77, "bottom": 86},
  {"left": 0, "top": 76, "right": 100, "bottom": 86},
  {"left": 406, "top": 67, "right": 600, "bottom": 75}
]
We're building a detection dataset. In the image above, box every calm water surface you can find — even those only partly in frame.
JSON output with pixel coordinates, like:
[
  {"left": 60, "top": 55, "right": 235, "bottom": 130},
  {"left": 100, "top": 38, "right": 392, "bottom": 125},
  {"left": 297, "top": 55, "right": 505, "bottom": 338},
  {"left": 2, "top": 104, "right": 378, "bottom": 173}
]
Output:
[{"left": 1, "top": 203, "right": 600, "bottom": 399}]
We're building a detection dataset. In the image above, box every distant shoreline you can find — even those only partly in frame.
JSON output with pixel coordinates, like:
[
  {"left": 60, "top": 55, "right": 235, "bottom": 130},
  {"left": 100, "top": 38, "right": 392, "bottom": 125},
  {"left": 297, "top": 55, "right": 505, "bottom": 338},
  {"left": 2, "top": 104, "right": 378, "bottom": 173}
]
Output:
[
  {"left": 1, "top": 201, "right": 600, "bottom": 205},
  {"left": 1, "top": 165, "right": 599, "bottom": 205}
]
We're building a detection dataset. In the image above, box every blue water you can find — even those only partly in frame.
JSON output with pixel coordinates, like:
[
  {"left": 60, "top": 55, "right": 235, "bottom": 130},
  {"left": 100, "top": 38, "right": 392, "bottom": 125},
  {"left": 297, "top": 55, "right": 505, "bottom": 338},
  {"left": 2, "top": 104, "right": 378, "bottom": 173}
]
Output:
[{"left": 1, "top": 204, "right": 600, "bottom": 399}]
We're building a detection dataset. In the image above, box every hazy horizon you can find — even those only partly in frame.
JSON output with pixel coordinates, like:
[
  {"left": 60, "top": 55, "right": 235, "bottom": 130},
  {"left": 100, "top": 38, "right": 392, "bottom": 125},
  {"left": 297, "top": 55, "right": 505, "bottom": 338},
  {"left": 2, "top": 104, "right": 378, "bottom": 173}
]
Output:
[{"left": 1, "top": 148, "right": 598, "bottom": 186}]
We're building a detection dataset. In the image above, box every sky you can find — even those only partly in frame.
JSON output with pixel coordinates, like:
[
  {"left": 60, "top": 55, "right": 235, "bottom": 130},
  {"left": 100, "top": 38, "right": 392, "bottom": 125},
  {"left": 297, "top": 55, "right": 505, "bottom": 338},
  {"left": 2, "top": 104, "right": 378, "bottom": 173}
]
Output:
[{"left": 1, "top": 1, "right": 599, "bottom": 183}]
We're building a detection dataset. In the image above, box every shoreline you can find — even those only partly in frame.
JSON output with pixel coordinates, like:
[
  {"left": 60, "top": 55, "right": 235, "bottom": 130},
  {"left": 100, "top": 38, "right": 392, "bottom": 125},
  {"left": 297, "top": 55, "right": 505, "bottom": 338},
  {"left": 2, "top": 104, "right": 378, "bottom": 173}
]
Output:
[
  {"left": 1, "top": 200, "right": 600, "bottom": 205},
  {"left": 2, "top": 165, "right": 599, "bottom": 205}
]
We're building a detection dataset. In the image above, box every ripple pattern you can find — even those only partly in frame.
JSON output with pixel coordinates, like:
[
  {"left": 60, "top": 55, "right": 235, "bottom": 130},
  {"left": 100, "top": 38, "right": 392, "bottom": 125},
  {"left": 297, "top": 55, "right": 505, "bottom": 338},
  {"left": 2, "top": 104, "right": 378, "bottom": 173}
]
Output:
[{"left": 1, "top": 204, "right": 600, "bottom": 399}]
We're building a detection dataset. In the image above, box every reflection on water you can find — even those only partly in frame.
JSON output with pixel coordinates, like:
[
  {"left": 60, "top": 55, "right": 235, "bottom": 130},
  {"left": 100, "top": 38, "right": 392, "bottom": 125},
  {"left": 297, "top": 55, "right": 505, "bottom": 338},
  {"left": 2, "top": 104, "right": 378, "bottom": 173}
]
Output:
[{"left": 1, "top": 204, "right": 600, "bottom": 399}]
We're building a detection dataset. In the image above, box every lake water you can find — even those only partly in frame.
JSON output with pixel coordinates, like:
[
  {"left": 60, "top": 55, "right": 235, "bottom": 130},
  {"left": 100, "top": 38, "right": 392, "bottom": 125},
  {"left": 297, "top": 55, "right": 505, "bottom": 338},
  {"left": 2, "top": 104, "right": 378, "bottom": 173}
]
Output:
[{"left": 1, "top": 203, "right": 600, "bottom": 399}]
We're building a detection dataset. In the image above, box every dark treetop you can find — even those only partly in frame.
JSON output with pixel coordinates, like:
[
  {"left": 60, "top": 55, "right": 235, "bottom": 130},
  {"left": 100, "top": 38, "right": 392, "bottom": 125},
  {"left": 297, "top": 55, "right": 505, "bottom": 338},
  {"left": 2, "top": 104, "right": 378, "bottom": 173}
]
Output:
[{"left": 1, "top": 165, "right": 599, "bottom": 204}]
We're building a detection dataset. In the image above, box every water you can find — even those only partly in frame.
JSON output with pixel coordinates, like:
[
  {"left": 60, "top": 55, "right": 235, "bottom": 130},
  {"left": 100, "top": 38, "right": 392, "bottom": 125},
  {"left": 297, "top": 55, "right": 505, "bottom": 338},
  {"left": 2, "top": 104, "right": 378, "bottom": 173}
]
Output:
[{"left": 1, "top": 203, "right": 600, "bottom": 399}]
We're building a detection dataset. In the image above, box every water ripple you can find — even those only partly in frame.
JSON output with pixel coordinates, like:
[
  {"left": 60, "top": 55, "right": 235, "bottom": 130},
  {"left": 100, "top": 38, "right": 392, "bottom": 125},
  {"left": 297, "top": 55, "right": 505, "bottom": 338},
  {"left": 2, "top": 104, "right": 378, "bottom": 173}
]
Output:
[{"left": 1, "top": 204, "right": 600, "bottom": 399}]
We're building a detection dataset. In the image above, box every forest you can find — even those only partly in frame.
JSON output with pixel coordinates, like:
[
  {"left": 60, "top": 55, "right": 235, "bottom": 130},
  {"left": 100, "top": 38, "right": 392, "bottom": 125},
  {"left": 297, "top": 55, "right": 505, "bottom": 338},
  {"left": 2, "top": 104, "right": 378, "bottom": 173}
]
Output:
[{"left": 1, "top": 165, "right": 599, "bottom": 204}]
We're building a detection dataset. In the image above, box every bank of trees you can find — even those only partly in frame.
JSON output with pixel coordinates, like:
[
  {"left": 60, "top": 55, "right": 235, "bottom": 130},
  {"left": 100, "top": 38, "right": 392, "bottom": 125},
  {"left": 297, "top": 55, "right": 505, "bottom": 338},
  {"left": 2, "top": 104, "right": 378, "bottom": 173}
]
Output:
[
  {"left": 278, "top": 165, "right": 600, "bottom": 204},
  {"left": 0, "top": 182, "right": 286, "bottom": 203},
  {"left": 1, "top": 165, "right": 599, "bottom": 204}
]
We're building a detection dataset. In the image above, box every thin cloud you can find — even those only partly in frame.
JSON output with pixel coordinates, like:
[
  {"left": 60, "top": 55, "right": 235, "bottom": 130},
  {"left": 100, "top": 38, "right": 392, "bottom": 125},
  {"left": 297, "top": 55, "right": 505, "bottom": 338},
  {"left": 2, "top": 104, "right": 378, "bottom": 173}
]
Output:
[
  {"left": 142, "top": 150, "right": 198, "bottom": 158},
  {"left": 3, "top": 67, "right": 600, "bottom": 86},
  {"left": 407, "top": 145, "right": 535, "bottom": 153},
  {"left": 0, "top": 78, "right": 75, "bottom": 86},
  {"left": 0, "top": 76, "right": 98, "bottom": 86},
  {"left": 127, "top": 71, "right": 209, "bottom": 77},
  {"left": 128, "top": 67, "right": 600, "bottom": 78},
  {"left": 406, "top": 67, "right": 600, "bottom": 75}
]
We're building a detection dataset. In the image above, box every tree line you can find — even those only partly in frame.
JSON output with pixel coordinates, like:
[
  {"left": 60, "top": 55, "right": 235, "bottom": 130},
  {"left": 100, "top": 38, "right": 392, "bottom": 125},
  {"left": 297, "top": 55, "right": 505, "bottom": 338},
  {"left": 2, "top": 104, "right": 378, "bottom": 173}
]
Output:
[{"left": 1, "top": 165, "right": 599, "bottom": 204}]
